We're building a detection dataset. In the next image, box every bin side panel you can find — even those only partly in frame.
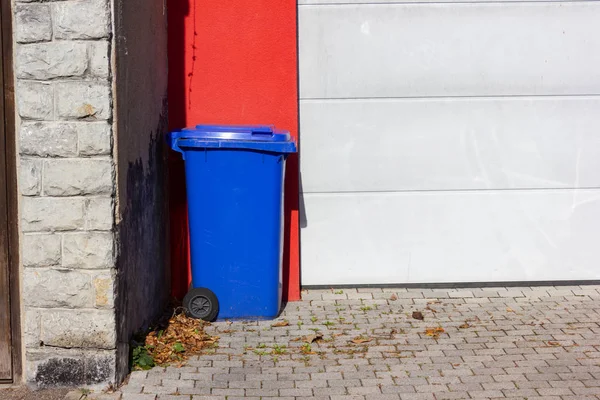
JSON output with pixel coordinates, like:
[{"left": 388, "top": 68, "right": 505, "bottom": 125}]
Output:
[{"left": 184, "top": 148, "right": 285, "bottom": 319}]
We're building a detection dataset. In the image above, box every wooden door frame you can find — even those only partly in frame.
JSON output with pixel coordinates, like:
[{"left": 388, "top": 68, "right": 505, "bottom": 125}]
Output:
[{"left": 0, "top": 0, "right": 21, "bottom": 384}]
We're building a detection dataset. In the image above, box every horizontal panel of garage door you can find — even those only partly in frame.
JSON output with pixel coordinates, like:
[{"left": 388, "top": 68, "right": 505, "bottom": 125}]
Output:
[
  {"left": 300, "top": 97, "right": 600, "bottom": 193},
  {"left": 299, "top": 2, "right": 600, "bottom": 99},
  {"left": 301, "top": 189, "right": 600, "bottom": 285}
]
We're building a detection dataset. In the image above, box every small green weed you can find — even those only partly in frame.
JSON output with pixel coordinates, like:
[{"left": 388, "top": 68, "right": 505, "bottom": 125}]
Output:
[
  {"left": 301, "top": 343, "right": 313, "bottom": 354},
  {"left": 172, "top": 342, "right": 185, "bottom": 353},
  {"left": 272, "top": 344, "right": 287, "bottom": 355},
  {"left": 132, "top": 345, "right": 155, "bottom": 370}
]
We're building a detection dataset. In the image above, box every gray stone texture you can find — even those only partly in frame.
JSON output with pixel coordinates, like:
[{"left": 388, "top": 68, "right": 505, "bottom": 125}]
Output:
[
  {"left": 62, "top": 232, "right": 114, "bottom": 269},
  {"left": 16, "top": 81, "right": 53, "bottom": 120},
  {"left": 13, "top": 0, "right": 117, "bottom": 386},
  {"left": 16, "top": 42, "right": 87, "bottom": 79},
  {"left": 21, "top": 197, "right": 86, "bottom": 232},
  {"left": 84, "top": 197, "right": 114, "bottom": 230},
  {"left": 78, "top": 122, "right": 112, "bottom": 156},
  {"left": 21, "top": 234, "right": 61, "bottom": 267},
  {"left": 15, "top": 4, "right": 52, "bottom": 44},
  {"left": 19, "top": 159, "right": 41, "bottom": 196},
  {"left": 26, "top": 348, "right": 117, "bottom": 388},
  {"left": 23, "top": 268, "right": 93, "bottom": 308},
  {"left": 52, "top": 0, "right": 111, "bottom": 40},
  {"left": 56, "top": 82, "right": 111, "bottom": 120},
  {"left": 43, "top": 159, "right": 113, "bottom": 196},
  {"left": 89, "top": 41, "right": 110, "bottom": 78},
  {"left": 40, "top": 309, "right": 116, "bottom": 349},
  {"left": 20, "top": 122, "right": 79, "bottom": 157},
  {"left": 23, "top": 309, "right": 42, "bottom": 347}
]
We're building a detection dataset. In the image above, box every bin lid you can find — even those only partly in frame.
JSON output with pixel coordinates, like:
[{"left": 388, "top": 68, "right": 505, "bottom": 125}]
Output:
[{"left": 168, "top": 124, "right": 297, "bottom": 156}]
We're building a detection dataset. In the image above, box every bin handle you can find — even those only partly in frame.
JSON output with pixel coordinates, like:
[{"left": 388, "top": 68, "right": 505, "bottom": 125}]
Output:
[
  {"left": 251, "top": 129, "right": 274, "bottom": 138},
  {"left": 168, "top": 131, "right": 186, "bottom": 158},
  {"left": 249, "top": 126, "right": 274, "bottom": 134}
]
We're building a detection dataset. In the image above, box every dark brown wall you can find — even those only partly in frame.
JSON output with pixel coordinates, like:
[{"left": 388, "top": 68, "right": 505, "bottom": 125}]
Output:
[
  {"left": 1, "top": 0, "right": 21, "bottom": 384},
  {"left": 113, "top": 0, "right": 170, "bottom": 383}
]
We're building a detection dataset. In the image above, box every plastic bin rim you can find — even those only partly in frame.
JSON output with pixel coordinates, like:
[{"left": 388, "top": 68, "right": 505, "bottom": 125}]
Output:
[{"left": 167, "top": 129, "right": 297, "bottom": 158}]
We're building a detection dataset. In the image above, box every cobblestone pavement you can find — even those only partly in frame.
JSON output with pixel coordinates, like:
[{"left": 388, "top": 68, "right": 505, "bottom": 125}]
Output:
[{"left": 112, "top": 286, "right": 600, "bottom": 400}]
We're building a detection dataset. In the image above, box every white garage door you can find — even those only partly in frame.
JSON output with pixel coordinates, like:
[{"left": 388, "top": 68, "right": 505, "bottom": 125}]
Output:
[{"left": 298, "top": 0, "right": 600, "bottom": 286}]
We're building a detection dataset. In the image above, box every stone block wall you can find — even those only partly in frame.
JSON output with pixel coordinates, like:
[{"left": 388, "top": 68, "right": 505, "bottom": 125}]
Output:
[{"left": 14, "top": 0, "right": 117, "bottom": 387}]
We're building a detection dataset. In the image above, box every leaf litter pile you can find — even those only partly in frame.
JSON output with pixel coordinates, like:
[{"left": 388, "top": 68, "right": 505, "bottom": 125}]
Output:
[{"left": 132, "top": 308, "right": 219, "bottom": 370}]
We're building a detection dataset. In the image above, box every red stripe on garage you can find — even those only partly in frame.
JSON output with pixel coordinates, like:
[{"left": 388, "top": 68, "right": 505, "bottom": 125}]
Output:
[{"left": 167, "top": 0, "right": 301, "bottom": 301}]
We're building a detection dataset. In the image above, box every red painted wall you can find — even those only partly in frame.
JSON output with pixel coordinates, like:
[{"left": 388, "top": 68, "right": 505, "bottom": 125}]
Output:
[{"left": 167, "top": 0, "right": 300, "bottom": 301}]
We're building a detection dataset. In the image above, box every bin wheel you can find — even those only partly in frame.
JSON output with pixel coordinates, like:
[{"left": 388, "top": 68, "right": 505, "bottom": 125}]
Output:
[{"left": 183, "top": 287, "right": 219, "bottom": 321}]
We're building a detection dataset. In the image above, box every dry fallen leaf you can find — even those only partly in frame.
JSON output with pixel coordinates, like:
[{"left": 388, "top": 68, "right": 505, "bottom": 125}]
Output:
[
  {"left": 412, "top": 311, "right": 424, "bottom": 321},
  {"left": 459, "top": 323, "right": 471, "bottom": 329},
  {"left": 425, "top": 327, "right": 445, "bottom": 339},
  {"left": 303, "top": 333, "right": 323, "bottom": 343},
  {"left": 290, "top": 337, "right": 301, "bottom": 342},
  {"left": 548, "top": 341, "right": 561, "bottom": 347},
  {"left": 506, "top": 307, "right": 515, "bottom": 313},
  {"left": 425, "top": 305, "right": 437, "bottom": 313},
  {"left": 300, "top": 344, "right": 316, "bottom": 354},
  {"left": 351, "top": 336, "right": 373, "bottom": 344},
  {"left": 271, "top": 320, "right": 289, "bottom": 327},
  {"left": 390, "top": 294, "right": 398, "bottom": 301}
]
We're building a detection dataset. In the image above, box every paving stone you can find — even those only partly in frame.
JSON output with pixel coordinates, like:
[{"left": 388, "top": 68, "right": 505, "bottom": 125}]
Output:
[
  {"left": 314, "top": 387, "right": 348, "bottom": 396},
  {"left": 191, "top": 397, "right": 226, "bottom": 400},
  {"left": 433, "top": 393, "right": 469, "bottom": 400},
  {"left": 121, "top": 395, "right": 157, "bottom": 400},
  {"left": 210, "top": 389, "right": 244, "bottom": 396},
  {"left": 399, "top": 394, "right": 436, "bottom": 400},
  {"left": 365, "top": 394, "right": 401, "bottom": 400},
  {"left": 501, "top": 388, "right": 540, "bottom": 397},
  {"left": 118, "top": 286, "right": 600, "bottom": 399},
  {"left": 279, "top": 388, "right": 314, "bottom": 396},
  {"left": 177, "top": 387, "right": 211, "bottom": 395},
  {"left": 142, "top": 386, "right": 175, "bottom": 395},
  {"left": 348, "top": 386, "right": 383, "bottom": 395},
  {"left": 120, "top": 386, "right": 144, "bottom": 394},
  {"left": 331, "top": 396, "right": 368, "bottom": 400},
  {"left": 244, "top": 389, "right": 279, "bottom": 397}
]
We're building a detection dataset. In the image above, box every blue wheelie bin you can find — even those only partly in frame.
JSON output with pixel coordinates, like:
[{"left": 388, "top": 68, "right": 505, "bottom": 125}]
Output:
[{"left": 168, "top": 125, "right": 297, "bottom": 320}]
